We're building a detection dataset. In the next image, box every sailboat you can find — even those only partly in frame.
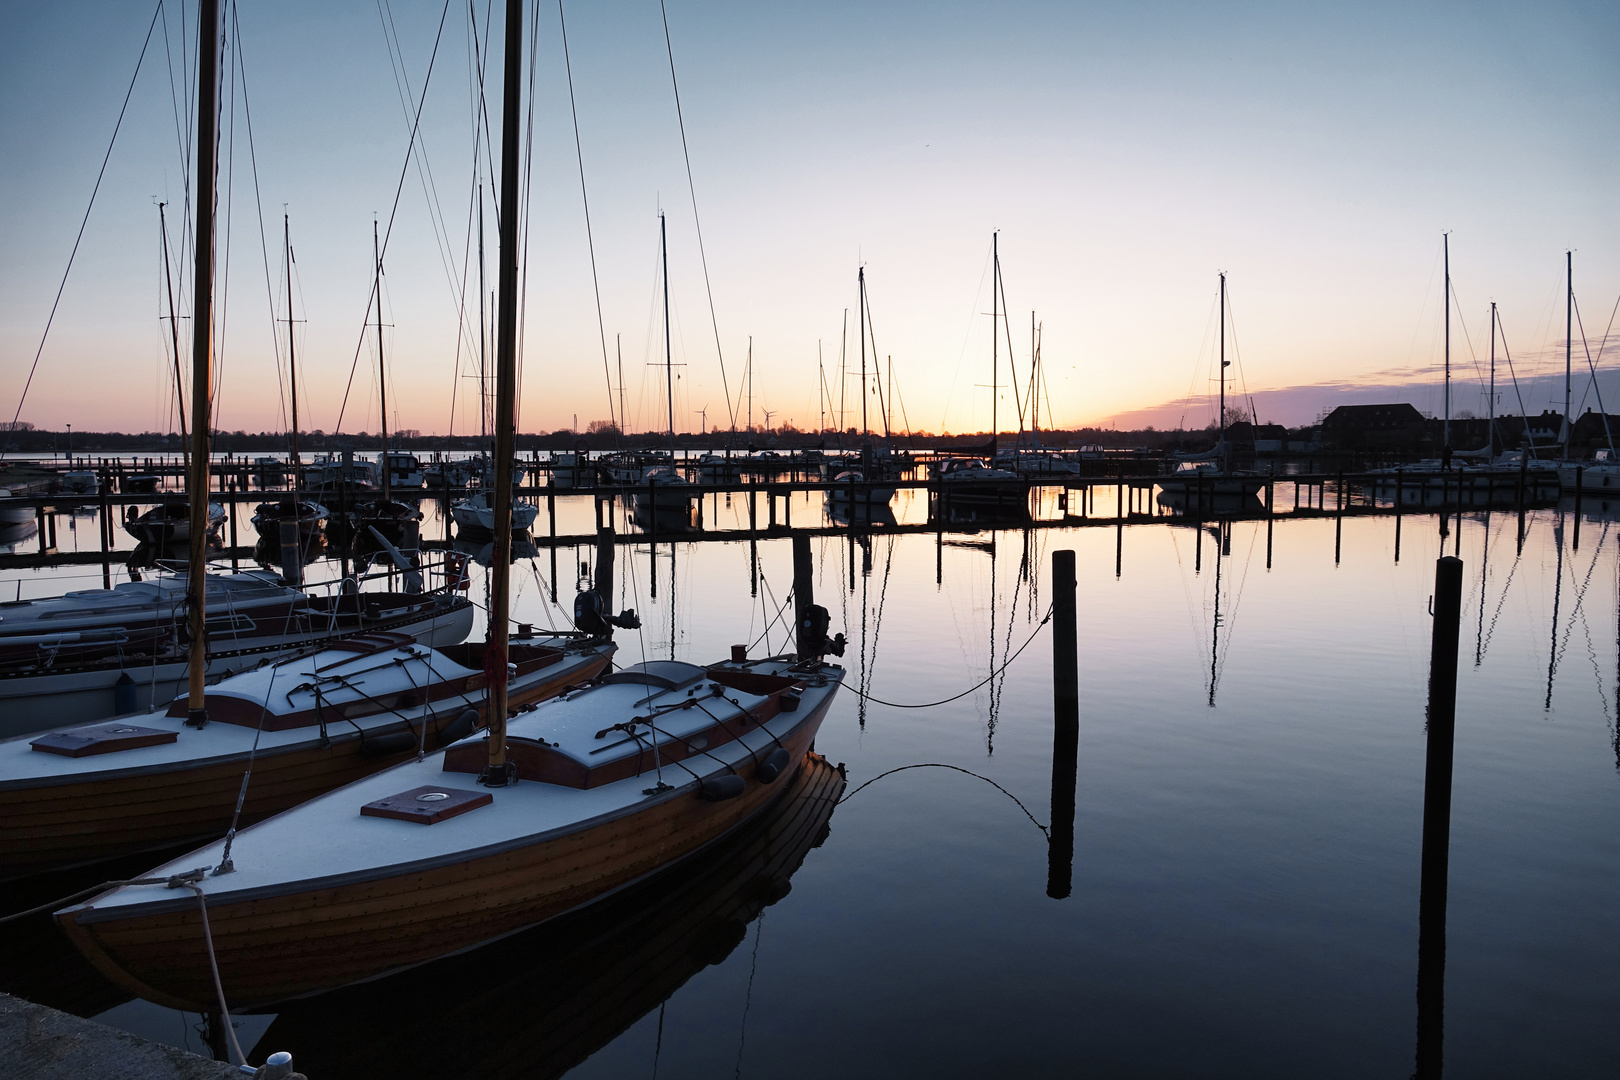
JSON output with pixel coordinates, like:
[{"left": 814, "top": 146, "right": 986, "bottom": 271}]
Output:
[
  {"left": 828, "top": 266, "right": 898, "bottom": 510},
  {"left": 250, "top": 751, "right": 845, "bottom": 1079},
  {"left": 1156, "top": 271, "right": 1266, "bottom": 510},
  {"left": 939, "top": 236, "right": 1023, "bottom": 513},
  {"left": 1555, "top": 251, "right": 1620, "bottom": 492},
  {"left": 59, "top": 4, "right": 845, "bottom": 1015},
  {"left": 338, "top": 222, "right": 423, "bottom": 549},
  {"left": 632, "top": 211, "right": 698, "bottom": 532},
  {"left": 251, "top": 214, "right": 329, "bottom": 543}
]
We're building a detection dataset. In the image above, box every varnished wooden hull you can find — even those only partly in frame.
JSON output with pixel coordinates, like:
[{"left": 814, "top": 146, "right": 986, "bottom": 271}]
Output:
[
  {"left": 2, "top": 653, "right": 609, "bottom": 878},
  {"left": 252, "top": 753, "right": 845, "bottom": 1079},
  {"left": 59, "top": 691, "right": 834, "bottom": 1012}
]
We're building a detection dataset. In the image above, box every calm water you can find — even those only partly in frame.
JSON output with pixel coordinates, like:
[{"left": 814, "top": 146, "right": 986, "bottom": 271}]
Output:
[{"left": 4, "top": 491, "right": 1617, "bottom": 1078}]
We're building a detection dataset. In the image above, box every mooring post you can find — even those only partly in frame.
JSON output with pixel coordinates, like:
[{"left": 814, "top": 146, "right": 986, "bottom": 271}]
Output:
[
  {"left": 1115, "top": 515, "right": 1123, "bottom": 579},
  {"left": 228, "top": 496, "right": 238, "bottom": 570},
  {"left": 278, "top": 520, "right": 302, "bottom": 587},
  {"left": 1573, "top": 466, "right": 1583, "bottom": 552},
  {"left": 1048, "top": 549, "right": 1079, "bottom": 900},
  {"left": 793, "top": 533, "right": 814, "bottom": 660},
  {"left": 1415, "top": 554, "right": 1463, "bottom": 1079}
]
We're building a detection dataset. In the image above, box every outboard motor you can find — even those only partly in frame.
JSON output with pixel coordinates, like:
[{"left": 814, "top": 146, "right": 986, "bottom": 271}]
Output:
[
  {"left": 573, "top": 589, "right": 641, "bottom": 637},
  {"left": 799, "top": 604, "right": 845, "bottom": 658}
]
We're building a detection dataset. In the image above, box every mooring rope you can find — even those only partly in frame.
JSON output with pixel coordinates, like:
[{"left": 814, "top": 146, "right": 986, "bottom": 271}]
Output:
[
  {"left": 178, "top": 880, "right": 246, "bottom": 1067},
  {"left": 843, "top": 603, "right": 1052, "bottom": 709},
  {"left": 838, "top": 762, "right": 1050, "bottom": 837}
]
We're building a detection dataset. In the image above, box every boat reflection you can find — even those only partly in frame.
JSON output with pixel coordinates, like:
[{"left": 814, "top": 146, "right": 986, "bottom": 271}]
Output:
[
  {"left": 451, "top": 532, "right": 539, "bottom": 566},
  {"left": 1154, "top": 488, "right": 1267, "bottom": 517},
  {"left": 250, "top": 753, "right": 846, "bottom": 1080}
]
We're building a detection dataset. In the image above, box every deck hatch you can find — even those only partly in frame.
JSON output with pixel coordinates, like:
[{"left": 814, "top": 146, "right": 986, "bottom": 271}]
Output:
[
  {"left": 30, "top": 723, "right": 179, "bottom": 757},
  {"left": 361, "top": 785, "right": 492, "bottom": 824}
]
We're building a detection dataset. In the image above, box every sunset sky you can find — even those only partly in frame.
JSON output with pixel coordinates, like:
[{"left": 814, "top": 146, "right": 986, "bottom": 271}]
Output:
[{"left": 3, "top": 0, "right": 1617, "bottom": 438}]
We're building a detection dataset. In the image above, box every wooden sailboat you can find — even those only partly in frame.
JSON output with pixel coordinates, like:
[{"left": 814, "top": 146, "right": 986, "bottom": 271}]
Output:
[
  {"left": 828, "top": 266, "right": 898, "bottom": 508},
  {"left": 57, "top": 5, "right": 846, "bottom": 1011},
  {"left": 0, "top": 629, "right": 612, "bottom": 878},
  {"left": 249, "top": 752, "right": 846, "bottom": 1079}
]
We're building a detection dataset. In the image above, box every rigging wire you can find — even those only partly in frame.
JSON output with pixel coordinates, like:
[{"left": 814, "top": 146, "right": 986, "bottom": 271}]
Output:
[
  {"left": 8, "top": 3, "right": 163, "bottom": 439},
  {"left": 658, "top": 0, "right": 736, "bottom": 432},
  {"left": 557, "top": 0, "right": 621, "bottom": 436},
  {"left": 335, "top": 0, "right": 454, "bottom": 433}
]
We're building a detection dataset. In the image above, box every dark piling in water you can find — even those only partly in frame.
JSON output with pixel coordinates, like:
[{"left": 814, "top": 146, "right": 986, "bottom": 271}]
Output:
[
  {"left": 1415, "top": 554, "right": 1463, "bottom": 1079},
  {"left": 1047, "top": 549, "right": 1079, "bottom": 900}
]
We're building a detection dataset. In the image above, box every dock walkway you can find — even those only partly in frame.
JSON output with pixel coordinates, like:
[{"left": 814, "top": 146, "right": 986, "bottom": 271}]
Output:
[{"left": 0, "top": 993, "right": 240, "bottom": 1080}]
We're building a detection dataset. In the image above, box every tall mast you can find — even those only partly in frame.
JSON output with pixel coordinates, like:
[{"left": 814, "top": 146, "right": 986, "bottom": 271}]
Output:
[
  {"left": 818, "top": 340, "right": 824, "bottom": 435},
  {"left": 859, "top": 267, "right": 868, "bottom": 439},
  {"left": 374, "top": 220, "right": 391, "bottom": 501},
  {"left": 484, "top": 0, "right": 524, "bottom": 784},
  {"left": 1031, "top": 311, "right": 1038, "bottom": 442},
  {"left": 1565, "top": 249, "right": 1573, "bottom": 459},
  {"left": 184, "top": 0, "right": 220, "bottom": 727},
  {"left": 661, "top": 211, "right": 675, "bottom": 452},
  {"left": 284, "top": 213, "right": 300, "bottom": 484},
  {"left": 1218, "top": 271, "right": 1228, "bottom": 466},
  {"left": 1489, "top": 301, "right": 1497, "bottom": 454},
  {"left": 616, "top": 332, "right": 625, "bottom": 441},
  {"left": 1443, "top": 233, "right": 1451, "bottom": 460},
  {"left": 478, "top": 183, "right": 487, "bottom": 441},
  {"left": 991, "top": 233, "right": 998, "bottom": 451},
  {"left": 747, "top": 336, "right": 753, "bottom": 435},
  {"left": 838, "top": 307, "right": 847, "bottom": 438},
  {"left": 158, "top": 202, "right": 189, "bottom": 474}
]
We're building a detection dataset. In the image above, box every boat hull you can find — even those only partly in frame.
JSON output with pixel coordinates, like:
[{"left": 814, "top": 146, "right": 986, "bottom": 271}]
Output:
[
  {"left": 1, "top": 647, "right": 610, "bottom": 878},
  {"left": 0, "top": 598, "right": 476, "bottom": 737},
  {"left": 58, "top": 690, "right": 833, "bottom": 1011}
]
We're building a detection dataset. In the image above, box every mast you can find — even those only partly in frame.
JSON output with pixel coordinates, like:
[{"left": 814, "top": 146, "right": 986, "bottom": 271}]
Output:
[
  {"left": 374, "top": 220, "right": 391, "bottom": 501},
  {"left": 838, "top": 307, "right": 847, "bottom": 439},
  {"left": 991, "top": 233, "right": 998, "bottom": 452},
  {"left": 859, "top": 267, "right": 868, "bottom": 439},
  {"left": 818, "top": 340, "right": 824, "bottom": 435},
  {"left": 661, "top": 211, "right": 675, "bottom": 453},
  {"left": 184, "top": 0, "right": 220, "bottom": 727},
  {"left": 484, "top": 0, "right": 523, "bottom": 785},
  {"left": 1443, "top": 233, "right": 1451, "bottom": 462},
  {"left": 616, "top": 332, "right": 626, "bottom": 441},
  {"left": 284, "top": 213, "right": 300, "bottom": 485},
  {"left": 1219, "top": 271, "right": 1228, "bottom": 470},
  {"left": 1565, "top": 250, "right": 1573, "bottom": 460},
  {"left": 1489, "top": 301, "right": 1497, "bottom": 455},
  {"left": 747, "top": 336, "right": 753, "bottom": 436},
  {"left": 478, "top": 183, "right": 487, "bottom": 441},
  {"left": 1031, "top": 311, "right": 1039, "bottom": 443},
  {"left": 157, "top": 202, "right": 189, "bottom": 473}
]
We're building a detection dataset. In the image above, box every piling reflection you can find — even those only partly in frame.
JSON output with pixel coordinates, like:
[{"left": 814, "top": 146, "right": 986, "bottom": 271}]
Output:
[{"left": 248, "top": 754, "right": 846, "bottom": 1080}]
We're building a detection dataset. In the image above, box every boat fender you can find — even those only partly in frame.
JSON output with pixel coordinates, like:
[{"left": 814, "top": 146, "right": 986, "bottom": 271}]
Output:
[
  {"left": 701, "top": 774, "right": 747, "bottom": 801},
  {"left": 114, "top": 671, "right": 137, "bottom": 714},
  {"left": 755, "top": 746, "right": 792, "bottom": 784},
  {"left": 435, "top": 707, "right": 480, "bottom": 748},
  {"left": 362, "top": 730, "right": 419, "bottom": 757}
]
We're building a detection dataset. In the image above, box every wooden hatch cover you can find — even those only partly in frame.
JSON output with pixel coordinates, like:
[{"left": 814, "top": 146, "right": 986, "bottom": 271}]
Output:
[
  {"left": 31, "top": 723, "right": 179, "bottom": 757},
  {"left": 361, "top": 785, "right": 492, "bottom": 825}
]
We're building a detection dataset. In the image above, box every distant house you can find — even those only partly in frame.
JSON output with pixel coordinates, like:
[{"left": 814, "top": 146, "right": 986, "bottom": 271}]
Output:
[
  {"left": 1571, "top": 409, "right": 1620, "bottom": 451},
  {"left": 1318, "top": 404, "right": 1427, "bottom": 450}
]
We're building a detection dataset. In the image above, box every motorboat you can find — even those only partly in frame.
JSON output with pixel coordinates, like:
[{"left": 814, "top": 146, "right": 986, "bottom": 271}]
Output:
[
  {"left": 122, "top": 501, "right": 227, "bottom": 545},
  {"left": 0, "top": 568, "right": 476, "bottom": 736},
  {"left": 451, "top": 490, "right": 539, "bottom": 533},
  {"left": 381, "top": 451, "right": 426, "bottom": 489},
  {"left": 936, "top": 458, "right": 1025, "bottom": 508},
  {"left": 1, "top": 630, "right": 615, "bottom": 878},
  {"left": 60, "top": 470, "right": 100, "bottom": 495},
  {"left": 249, "top": 498, "right": 329, "bottom": 542},
  {"left": 57, "top": 651, "right": 845, "bottom": 1010},
  {"left": 826, "top": 469, "right": 897, "bottom": 506},
  {"left": 631, "top": 465, "right": 698, "bottom": 532},
  {"left": 0, "top": 488, "right": 33, "bottom": 526}
]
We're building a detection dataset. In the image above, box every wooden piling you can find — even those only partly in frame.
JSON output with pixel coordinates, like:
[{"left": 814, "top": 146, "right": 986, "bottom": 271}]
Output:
[
  {"left": 1048, "top": 549, "right": 1079, "bottom": 900},
  {"left": 793, "top": 533, "right": 814, "bottom": 661},
  {"left": 1415, "top": 554, "right": 1463, "bottom": 1079}
]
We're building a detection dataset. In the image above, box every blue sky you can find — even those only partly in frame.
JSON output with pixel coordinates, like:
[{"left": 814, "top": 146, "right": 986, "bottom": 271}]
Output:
[{"left": 3, "top": 0, "right": 1617, "bottom": 436}]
